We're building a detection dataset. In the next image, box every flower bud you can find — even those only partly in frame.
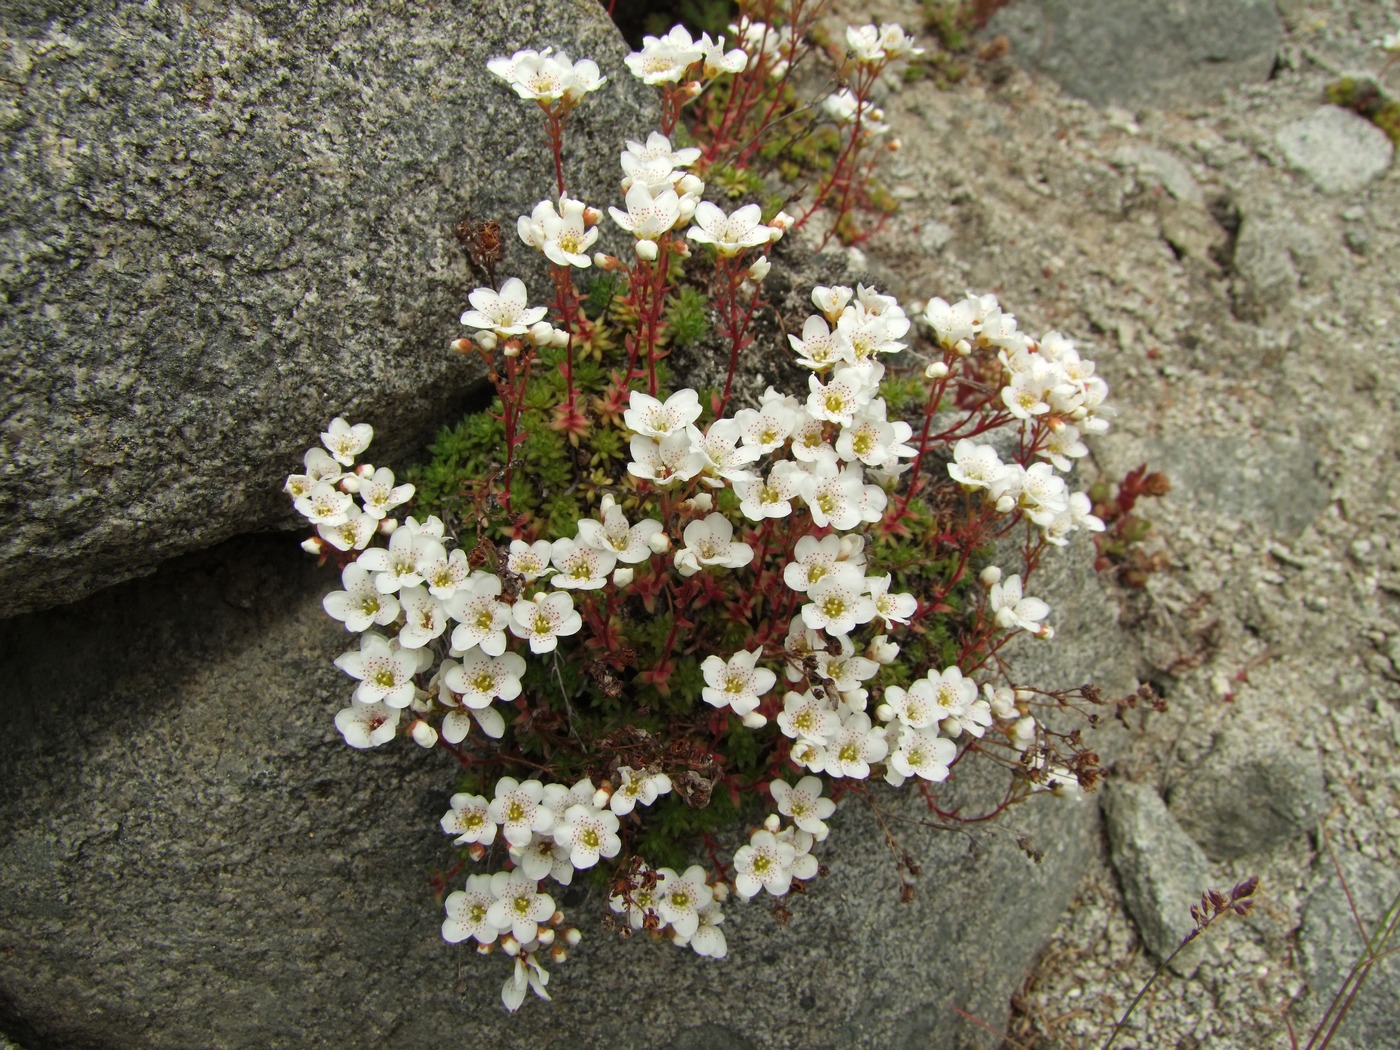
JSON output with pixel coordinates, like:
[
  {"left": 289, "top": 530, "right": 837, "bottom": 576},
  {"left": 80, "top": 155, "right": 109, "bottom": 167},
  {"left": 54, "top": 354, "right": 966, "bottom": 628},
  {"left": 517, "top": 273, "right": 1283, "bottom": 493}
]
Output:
[
  {"left": 979, "top": 565, "right": 1002, "bottom": 587},
  {"left": 763, "top": 814, "right": 781, "bottom": 833},
  {"left": 592, "top": 785, "right": 613, "bottom": 809},
  {"left": 684, "top": 80, "right": 703, "bottom": 99},
  {"left": 583, "top": 206, "right": 603, "bottom": 227},
  {"left": 476, "top": 942, "right": 494, "bottom": 955},
  {"left": 537, "top": 927, "right": 556, "bottom": 946},
  {"left": 475, "top": 330, "right": 498, "bottom": 352},
  {"left": 500, "top": 934, "right": 520, "bottom": 956},
  {"left": 886, "top": 137, "right": 902, "bottom": 152},
  {"left": 564, "top": 927, "right": 582, "bottom": 947},
  {"left": 550, "top": 909, "right": 565, "bottom": 926},
  {"left": 635, "top": 239, "right": 659, "bottom": 262},
  {"left": 954, "top": 338, "right": 972, "bottom": 357},
  {"left": 837, "top": 535, "right": 864, "bottom": 560},
  {"left": 612, "top": 567, "right": 635, "bottom": 588},
  {"left": 502, "top": 340, "right": 521, "bottom": 359},
  {"left": 1010, "top": 716, "right": 1036, "bottom": 752},
  {"left": 410, "top": 720, "right": 438, "bottom": 748},
  {"left": 867, "top": 635, "right": 899, "bottom": 664},
  {"left": 677, "top": 197, "right": 698, "bottom": 224},
  {"left": 712, "top": 882, "right": 729, "bottom": 902},
  {"left": 378, "top": 517, "right": 398, "bottom": 536},
  {"left": 677, "top": 173, "right": 704, "bottom": 197},
  {"left": 300, "top": 536, "right": 324, "bottom": 556},
  {"left": 648, "top": 531, "right": 671, "bottom": 554},
  {"left": 740, "top": 710, "right": 767, "bottom": 728},
  {"left": 875, "top": 703, "right": 894, "bottom": 722},
  {"left": 338, "top": 475, "right": 361, "bottom": 494},
  {"left": 550, "top": 945, "right": 569, "bottom": 964},
  {"left": 468, "top": 842, "right": 487, "bottom": 862},
  {"left": 770, "top": 210, "right": 794, "bottom": 232},
  {"left": 600, "top": 493, "right": 617, "bottom": 513},
  {"left": 747, "top": 256, "right": 770, "bottom": 282},
  {"left": 529, "top": 321, "right": 555, "bottom": 346},
  {"left": 451, "top": 337, "right": 475, "bottom": 354},
  {"left": 924, "top": 361, "right": 949, "bottom": 379},
  {"left": 593, "top": 251, "right": 619, "bottom": 270},
  {"left": 1037, "top": 624, "right": 1055, "bottom": 640}
]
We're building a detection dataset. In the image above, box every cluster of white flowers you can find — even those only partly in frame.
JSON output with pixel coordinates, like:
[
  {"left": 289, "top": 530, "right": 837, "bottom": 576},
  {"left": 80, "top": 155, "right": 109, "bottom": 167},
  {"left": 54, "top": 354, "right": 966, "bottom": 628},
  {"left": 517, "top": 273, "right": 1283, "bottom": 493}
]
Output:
[
  {"left": 290, "top": 19, "right": 1120, "bottom": 1014},
  {"left": 934, "top": 293, "right": 1109, "bottom": 550}
]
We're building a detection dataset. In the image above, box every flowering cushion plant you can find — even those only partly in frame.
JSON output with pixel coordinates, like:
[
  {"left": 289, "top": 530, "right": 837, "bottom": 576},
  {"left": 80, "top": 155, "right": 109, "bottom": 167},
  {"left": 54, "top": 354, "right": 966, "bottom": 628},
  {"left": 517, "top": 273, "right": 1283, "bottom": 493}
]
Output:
[{"left": 288, "top": 0, "right": 1141, "bottom": 1013}]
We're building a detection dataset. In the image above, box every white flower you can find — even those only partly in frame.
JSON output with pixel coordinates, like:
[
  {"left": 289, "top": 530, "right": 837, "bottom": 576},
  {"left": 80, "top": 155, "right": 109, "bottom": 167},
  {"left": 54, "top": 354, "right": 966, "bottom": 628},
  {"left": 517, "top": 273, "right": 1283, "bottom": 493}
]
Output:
[
  {"left": 395, "top": 585, "right": 449, "bottom": 649},
  {"left": 322, "top": 562, "right": 400, "bottom": 632},
  {"left": 698, "top": 32, "right": 747, "bottom": 77},
  {"left": 686, "top": 201, "right": 775, "bottom": 256},
  {"left": 501, "top": 953, "right": 552, "bottom": 1013},
  {"left": 733, "top": 829, "right": 796, "bottom": 899},
  {"left": 677, "top": 900, "right": 727, "bottom": 958},
  {"left": 879, "top": 680, "right": 948, "bottom": 730},
  {"left": 441, "top": 792, "right": 497, "bottom": 846},
  {"left": 442, "top": 873, "right": 501, "bottom": 945},
  {"left": 822, "top": 711, "right": 888, "bottom": 779},
  {"left": 518, "top": 197, "right": 598, "bottom": 268},
  {"left": 446, "top": 573, "right": 512, "bottom": 656},
  {"left": 865, "top": 574, "right": 918, "bottom": 629},
  {"left": 947, "top": 439, "right": 1009, "bottom": 491},
  {"left": 608, "top": 183, "right": 682, "bottom": 250},
  {"left": 770, "top": 776, "right": 836, "bottom": 841},
  {"left": 576, "top": 501, "right": 664, "bottom": 565},
  {"left": 509, "top": 591, "right": 583, "bottom": 654},
  {"left": 801, "top": 574, "right": 877, "bottom": 637},
  {"left": 695, "top": 419, "right": 761, "bottom": 486},
  {"left": 628, "top": 431, "right": 706, "bottom": 487},
  {"left": 989, "top": 574, "right": 1051, "bottom": 635},
  {"left": 417, "top": 547, "right": 471, "bottom": 600},
  {"left": 549, "top": 537, "right": 617, "bottom": 590},
  {"left": 701, "top": 649, "right": 776, "bottom": 723},
  {"left": 554, "top": 803, "right": 622, "bottom": 869},
  {"left": 624, "top": 25, "right": 704, "bottom": 84},
  {"left": 443, "top": 648, "right": 526, "bottom": 709},
  {"left": 333, "top": 632, "right": 425, "bottom": 708},
  {"left": 624, "top": 388, "right": 703, "bottom": 437},
  {"left": 284, "top": 446, "right": 343, "bottom": 500},
  {"left": 609, "top": 766, "right": 673, "bottom": 815},
  {"left": 506, "top": 539, "right": 554, "bottom": 582},
  {"left": 294, "top": 481, "right": 353, "bottom": 527},
  {"left": 621, "top": 132, "right": 701, "bottom": 186},
  {"left": 333, "top": 700, "right": 399, "bottom": 749},
  {"left": 886, "top": 725, "right": 956, "bottom": 785},
  {"left": 486, "top": 870, "right": 555, "bottom": 943},
  {"left": 674, "top": 513, "right": 754, "bottom": 576},
  {"left": 783, "top": 533, "right": 851, "bottom": 594},
  {"left": 776, "top": 690, "right": 841, "bottom": 746},
  {"left": 460, "top": 277, "right": 549, "bottom": 336},
  {"left": 488, "top": 778, "right": 555, "bottom": 849},
  {"left": 735, "top": 392, "right": 800, "bottom": 452},
  {"left": 487, "top": 48, "right": 605, "bottom": 105},
  {"left": 924, "top": 296, "right": 978, "bottom": 349},
  {"left": 321, "top": 417, "right": 373, "bottom": 466},
  {"left": 655, "top": 865, "right": 715, "bottom": 939},
  {"left": 734, "top": 464, "right": 803, "bottom": 522},
  {"left": 357, "top": 466, "right": 414, "bottom": 520}
]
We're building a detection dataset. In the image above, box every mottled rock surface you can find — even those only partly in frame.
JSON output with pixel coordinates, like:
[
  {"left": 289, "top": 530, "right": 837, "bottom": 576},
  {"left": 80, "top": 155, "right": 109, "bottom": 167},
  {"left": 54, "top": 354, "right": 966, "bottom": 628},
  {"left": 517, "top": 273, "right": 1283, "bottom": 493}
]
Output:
[
  {"left": 989, "top": 0, "right": 1283, "bottom": 107},
  {"left": 0, "top": 522, "right": 1133, "bottom": 1049},
  {"left": 0, "top": 0, "right": 654, "bottom": 616}
]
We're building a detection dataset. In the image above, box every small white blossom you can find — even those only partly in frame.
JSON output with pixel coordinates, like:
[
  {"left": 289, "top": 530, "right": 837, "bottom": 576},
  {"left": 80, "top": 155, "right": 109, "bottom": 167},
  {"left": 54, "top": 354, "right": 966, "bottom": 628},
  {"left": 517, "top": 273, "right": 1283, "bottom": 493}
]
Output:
[
  {"left": 321, "top": 417, "right": 373, "bottom": 466},
  {"left": 333, "top": 700, "right": 399, "bottom": 749},
  {"left": 322, "top": 562, "right": 400, "bottom": 632},
  {"left": 486, "top": 870, "right": 555, "bottom": 943},
  {"left": 442, "top": 873, "right": 501, "bottom": 945},
  {"left": 701, "top": 648, "right": 776, "bottom": 723},
  {"left": 509, "top": 592, "right": 583, "bottom": 654},
  {"left": 674, "top": 513, "right": 754, "bottom": 576},
  {"left": 488, "top": 778, "right": 555, "bottom": 849},
  {"left": 609, "top": 767, "right": 673, "bottom": 815},
  {"left": 770, "top": 776, "right": 836, "bottom": 840},
  {"left": 441, "top": 792, "right": 497, "bottom": 847},
  {"left": 686, "top": 201, "right": 776, "bottom": 256},
  {"left": 460, "top": 277, "right": 549, "bottom": 336}
]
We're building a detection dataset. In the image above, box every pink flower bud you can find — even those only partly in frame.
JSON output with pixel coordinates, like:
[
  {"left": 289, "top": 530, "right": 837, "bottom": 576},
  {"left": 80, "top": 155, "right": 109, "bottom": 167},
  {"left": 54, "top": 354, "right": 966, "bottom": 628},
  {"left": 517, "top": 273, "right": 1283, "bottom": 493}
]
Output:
[
  {"left": 410, "top": 720, "right": 438, "bottom": 748},
  {"left": 378, "top": 517, "right": 398, "bottom": 536},
  {"left": 583, "top": 206, "right": 603, "bottom": 227}
]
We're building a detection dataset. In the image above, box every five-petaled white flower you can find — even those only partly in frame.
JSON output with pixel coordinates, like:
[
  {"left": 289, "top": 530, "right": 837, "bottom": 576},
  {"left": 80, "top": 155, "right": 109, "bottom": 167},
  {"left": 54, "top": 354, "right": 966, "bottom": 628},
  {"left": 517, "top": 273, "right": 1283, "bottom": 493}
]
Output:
[
  {"left": 554, "top": 803, "right": 622, "bottom": 869},
  {"left": 609, "top": 766, "right": 673, "bottom": 815},
  {"left": 333, "top": 632, "right": 425, "bottom": 708},
  {"left": 686, "top": 201, "right": 776, "bottom": 257},
  {"left": 460, "top": 278, "right": 549, "bottom": 336},
  {"left": 486, "top": 870, "right": 555, "bottom": 943},
  {"left": 442, "top": 873, "right": 502, "bottom": 944},
  {"left": 674, "top": 513, "right": 754, "bottom": 576},
  {"left": 770, "top": 776, "right": 836, "bottom": 840},
  {"left": 441, "top": 792, "right": 497, "bottom": 847},
  {"left": 624, "top": 25, "right": 704, "bottom": 84},
  {"left": 321, "top": 417, "right": 373, "bottom": 466},
  {"left": 701, "top": 648, "right": 776, "bottom": 723},
  {"left": 509, "top": 592, "right": 583, "bottom": 654}
]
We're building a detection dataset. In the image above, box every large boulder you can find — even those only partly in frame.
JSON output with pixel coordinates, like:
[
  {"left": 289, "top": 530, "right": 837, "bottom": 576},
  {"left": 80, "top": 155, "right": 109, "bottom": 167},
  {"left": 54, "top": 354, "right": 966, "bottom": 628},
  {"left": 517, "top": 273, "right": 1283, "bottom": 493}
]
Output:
[
  {"left": 0, "top": 0, "right": 654, "bottom": 617},
  {"left": 0, "top": 522, "right": 1133, "bottom": 1046},
  {"left": 989, "top": 0, "right": 1283, "bottom": 108}
]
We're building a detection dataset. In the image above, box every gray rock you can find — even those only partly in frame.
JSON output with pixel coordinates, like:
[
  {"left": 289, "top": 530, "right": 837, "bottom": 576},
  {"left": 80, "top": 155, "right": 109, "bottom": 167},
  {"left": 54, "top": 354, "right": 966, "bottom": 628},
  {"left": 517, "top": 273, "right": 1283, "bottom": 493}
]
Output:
[
  {"left": 989, "top": 0, "right": 1283, "bottom": 108},
  {"left": 0, "top": 528, "right": 1134, "bottom": 1045},
  {"left": 0, "top": 0, "right": 656, "bottom": 617},
  {"left": 1230, "top": 214, "right": 1329, "bottom": 320},
  {"left": 1109, "top": 144, "right": 1205, "bottom": 207},
  {"left": 1167, "top": 728, "right": 1325, "bottom": 861},
  {"left": 1299, "top": 850, "right": 1400, "bottom": 1050},
  {"left": 1104, "top": 780, "right": 1211, "bottom": 976},
  {"left": 1275, "top": 106, "right": 1395, "bottom": 195}
]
